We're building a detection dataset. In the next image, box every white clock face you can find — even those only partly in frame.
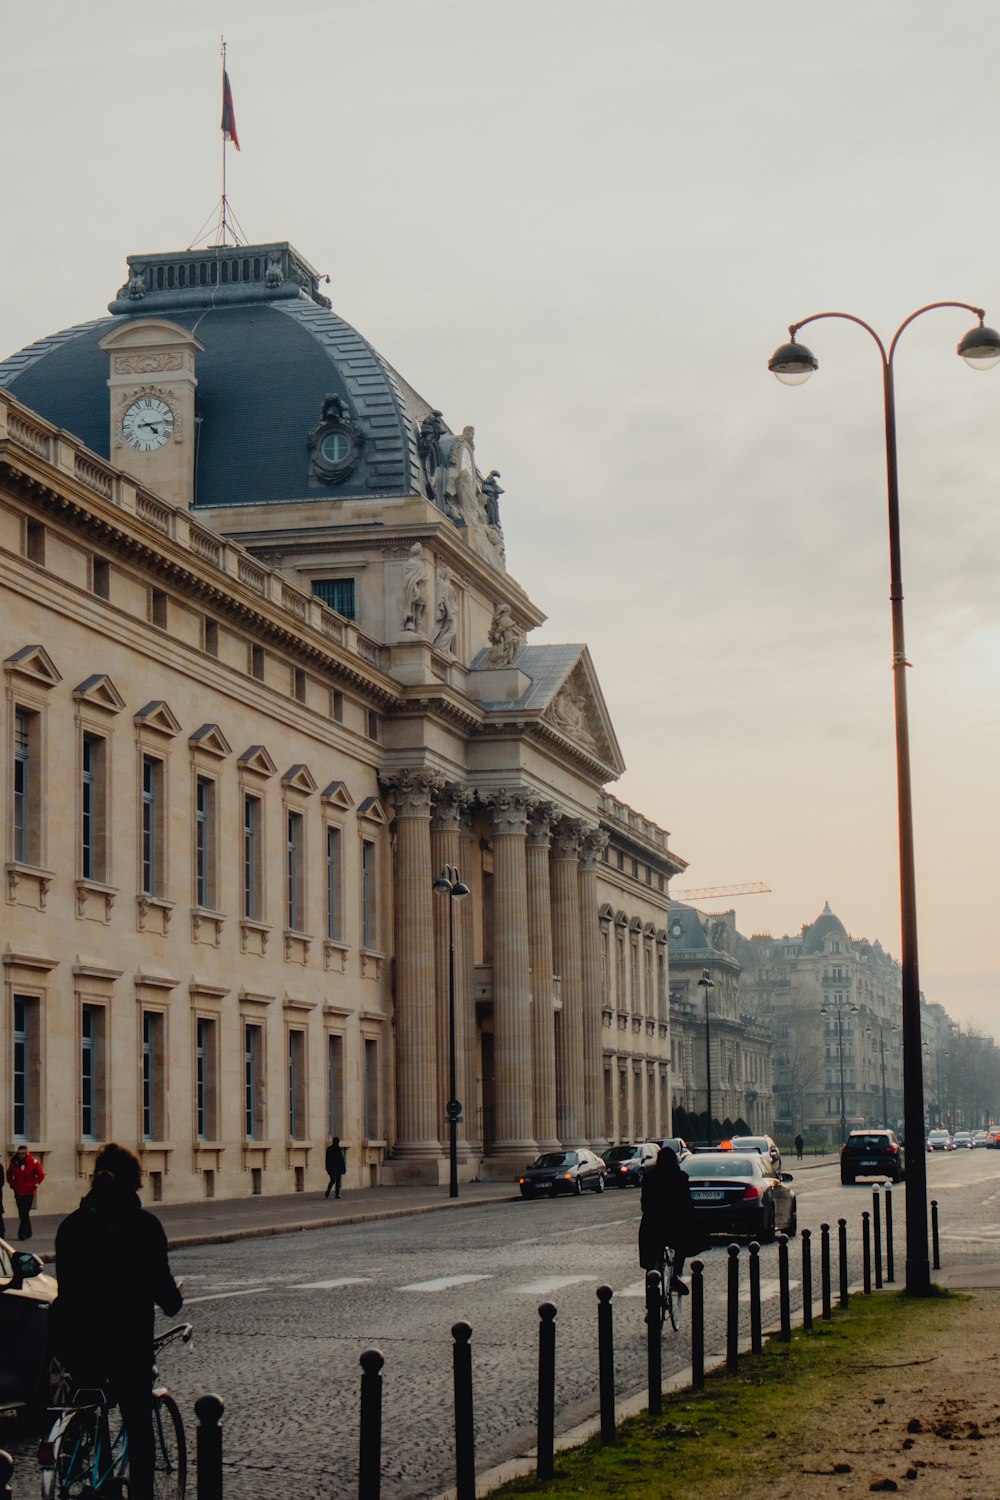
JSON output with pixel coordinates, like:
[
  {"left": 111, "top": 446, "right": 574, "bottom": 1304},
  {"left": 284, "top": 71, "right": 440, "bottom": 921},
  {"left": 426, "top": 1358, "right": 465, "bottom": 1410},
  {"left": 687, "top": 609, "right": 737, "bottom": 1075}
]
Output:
[{"left": 122, "top": 396, "right": 174, "bottom": 451}]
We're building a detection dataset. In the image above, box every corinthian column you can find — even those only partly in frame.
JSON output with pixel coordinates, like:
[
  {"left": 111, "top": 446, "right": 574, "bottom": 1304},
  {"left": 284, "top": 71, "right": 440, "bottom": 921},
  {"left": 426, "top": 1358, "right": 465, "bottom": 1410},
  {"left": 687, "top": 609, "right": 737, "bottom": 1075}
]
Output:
[
  {"left": 527, "top": 802, "right": 560, "bottom": 1149},
  {"left": 550, "top": 819, "right": 586, "bottom": 1147},
  {"left": 384, "top": 769, "right": 440, "bottom": 1166},
  {"left": 432, "top": 785, "right": 475, "bottom": 1166},
  {"left": 489, "top": 788, "right": 537, "bottom": 1161},
  {"left": 579, "top": 827, "right": 610, "bottom": 1147}
]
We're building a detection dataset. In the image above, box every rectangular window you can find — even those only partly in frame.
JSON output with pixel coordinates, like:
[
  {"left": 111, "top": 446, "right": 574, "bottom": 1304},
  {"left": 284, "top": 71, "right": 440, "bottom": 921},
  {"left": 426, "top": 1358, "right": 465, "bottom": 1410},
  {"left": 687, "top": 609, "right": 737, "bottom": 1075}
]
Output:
[
  {"left": 142, "top": 1010, "right": 165, "bottom": 1141},
  {"left": 366, "top": 711, "right": 381, "bottom": 743},
  {"left": 288, "top": 1029, "right": 306, "bottom": 1139},
  {"left": 362, "top": 838, "right": 377, "bottom": 950},
  {"left": 13, "top": 707, "right": 41, "bottom": 866},
  {"left": 196, "top": 1017, "right": 218, "bottom": 1141},
  {"left": 287, "top": 810, "right": 305, "bottom": 931},
  {"left": 92, "top": 557, "right": 111, "bottom": 599},
  {"left": 327, "top": 1033, "right": 344, "bottom": 1139},
  {"left": 150, "top": 588, "right": 168, "bottom": 629},
  {"left": 243, "top": 794, "right": 262, "bottom": 920},
  {"left": 245, "top": 1023, "right": 264, "bottom": 1140},
  {"left": 363, "top": 1037, "right": 379, "bottom": 1139},
  {"left": 13, "top": 994, "right": 40, "bottom": 1140},
  {"left": 203, "top": 619, "right": 219, "bottom": 657},
  {"left": 195, "top": 776, "right": 217, "bottom": 909},
  {"left": 292, "top": 668, "right": 306, "bottom": 703},
  {"left": 330, "top": 690, "right": 344, "bottom": 723},
  {"left": 141, "top": 755, "right": 164, "bottom": 896},
  {"left": 325, "top": 826, "right": 342, "bottom": 942},
  {"left": 25, "top": 521, "right": 45, "bottom": 565},
  {"left": 81, "top": 732, "right": 108, "bottom": 882},
  {"left": 311, "top": 578, "right": 356, "bottom": 620},
  {"left": 80, "top": 1003, "right": 106, "bottom": 1141},
  {"left": 250, "top": 644, "right": 265, "bottom": 680}
]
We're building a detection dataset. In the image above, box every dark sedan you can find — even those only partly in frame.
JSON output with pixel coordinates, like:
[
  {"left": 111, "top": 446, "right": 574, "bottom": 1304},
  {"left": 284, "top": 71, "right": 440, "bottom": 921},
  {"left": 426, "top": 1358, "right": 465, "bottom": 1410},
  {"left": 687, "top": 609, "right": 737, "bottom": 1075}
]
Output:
[
  {"left": 602, "top": 1141, "right": 660, "bottom": 1187},
  {"left": 518, "top": 1149, "right": 607, "bottom": 1198},
  {"left": 0, "top": 1239, "right": 64, "bottom": 1419},
  {"left": 681, "top": 1151, "right": 796, "bottom": 1241}
]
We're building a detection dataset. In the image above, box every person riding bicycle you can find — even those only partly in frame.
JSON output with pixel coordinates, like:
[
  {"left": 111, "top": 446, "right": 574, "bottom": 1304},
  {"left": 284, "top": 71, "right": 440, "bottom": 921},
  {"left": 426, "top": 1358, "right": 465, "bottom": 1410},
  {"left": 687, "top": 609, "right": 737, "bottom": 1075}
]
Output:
[
  {"left": 53, "top": 1143, "right": 183, "bottom": 1500},
  {"left": 638, "top": 1145, "right": 695, "bottom": 1296}
]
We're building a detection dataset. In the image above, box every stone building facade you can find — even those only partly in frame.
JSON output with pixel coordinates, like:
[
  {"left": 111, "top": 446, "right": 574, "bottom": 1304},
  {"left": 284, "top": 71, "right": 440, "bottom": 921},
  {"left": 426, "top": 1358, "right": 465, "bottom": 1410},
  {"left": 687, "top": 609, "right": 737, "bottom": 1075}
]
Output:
[{"left": 0, "top": 241, "right": 686, "bottom": 1211}]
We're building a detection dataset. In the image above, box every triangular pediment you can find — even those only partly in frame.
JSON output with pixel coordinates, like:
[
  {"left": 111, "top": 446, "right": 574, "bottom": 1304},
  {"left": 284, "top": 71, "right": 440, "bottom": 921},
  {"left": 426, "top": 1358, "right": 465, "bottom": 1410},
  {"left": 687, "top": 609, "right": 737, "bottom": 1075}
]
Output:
[
  {"left": 134, "top": 700, "right": 181, "bottom": 737},
  {"left": 282, "top": 764, "right": 318, "bottom": 795},
  {"left": 74, "top": 674, "right": 126, "bottom": 713},
  {"left": 615, "top": 910, "right": 629, "bottom": 929},
  {"left": 542, "top": 656, "right": 623, "bottom": 772},
  {"left": 189, "top": 724, "right": 233, "bottom": 758},
  {"left": 5, "top": 644, "right": 61, "bottom": 688},
  {"left": 357, "top": 795, "right": 388, "bottom": 825},
  {"left": 598, "top": 903, "right": 615, "bottom": 923},
  {"left": 238, "top": 745, "right": 277, "bottom": 778},
  {"left": 321, "top": 780, "right": 355, "bottom": 810}
]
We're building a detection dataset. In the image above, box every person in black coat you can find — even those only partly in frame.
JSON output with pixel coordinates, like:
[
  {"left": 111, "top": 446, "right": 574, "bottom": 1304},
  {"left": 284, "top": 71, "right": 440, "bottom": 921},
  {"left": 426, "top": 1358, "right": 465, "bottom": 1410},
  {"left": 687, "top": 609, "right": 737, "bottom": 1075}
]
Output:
[
  {"left": 638, "top": 1146, "right": 696, "bottom": 1293},
  {"left": 53, "top": 1143, "right": 183, "bottom": 1500},
  {"left": 325, "top": 1137, "right": 347, "bottom": 1199}
]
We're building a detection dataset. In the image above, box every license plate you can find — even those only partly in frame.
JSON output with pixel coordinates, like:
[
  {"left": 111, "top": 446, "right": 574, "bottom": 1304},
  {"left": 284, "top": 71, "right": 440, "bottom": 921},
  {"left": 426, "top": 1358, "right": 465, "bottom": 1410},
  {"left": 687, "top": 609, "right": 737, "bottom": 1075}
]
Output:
[
  {"left": 861, "top": 1160, "right": 877, "bottom": 1167},
  {"left": 693, "top": 1189, "right": 725, "bottom": 1200}
]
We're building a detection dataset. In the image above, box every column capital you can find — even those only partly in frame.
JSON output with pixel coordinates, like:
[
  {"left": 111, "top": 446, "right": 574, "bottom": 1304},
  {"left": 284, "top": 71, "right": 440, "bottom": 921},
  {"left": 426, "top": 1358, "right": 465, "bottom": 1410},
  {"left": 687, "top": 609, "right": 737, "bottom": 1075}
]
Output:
[
  {"left": 431, "top": 783, "right": 474, "bottom": 834},
  {"left": 526, "top": 801, "right": 560, "bottom": 848},
  {"left": 381, "top": 768, "right": 440, "bottom": 818},
  {"left": 550, "top": 818, "right": 586, "bottom": 862},
  {"left": 579, "top": 827, "right": 609, "bottom": 870},
  {"left": 488, "top": 786, "right": 531, "bottom": 837}
]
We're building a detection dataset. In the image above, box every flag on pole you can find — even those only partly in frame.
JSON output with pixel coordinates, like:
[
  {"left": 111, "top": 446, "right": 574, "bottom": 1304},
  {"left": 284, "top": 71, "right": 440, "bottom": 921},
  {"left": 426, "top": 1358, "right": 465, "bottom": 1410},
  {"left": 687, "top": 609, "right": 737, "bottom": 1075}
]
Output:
[{"left": 222, "top": 70, "right": 240, "bottom": 150}]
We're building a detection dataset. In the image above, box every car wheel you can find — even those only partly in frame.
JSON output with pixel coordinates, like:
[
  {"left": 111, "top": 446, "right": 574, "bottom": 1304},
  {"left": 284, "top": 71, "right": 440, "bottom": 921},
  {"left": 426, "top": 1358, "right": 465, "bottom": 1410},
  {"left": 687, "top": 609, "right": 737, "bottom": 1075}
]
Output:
[
  {"left": 573, "top": 1177, "right": 583, "bottom": 1196},
  {"left": 841, "top": 1173, "right": 854, "bottom": 1186},
  {"left": 786, "top": 1200, "right": 798, "bottom": 1238},
  {"left": 520, "top": 1188, "right": 532, "bottom": 1199},
  {"left": 593, "top": 1175, "right": 606, "bottom": 1193},
  {"left": 761, "top": 1205, "right": 777, "bottom": 1243}
]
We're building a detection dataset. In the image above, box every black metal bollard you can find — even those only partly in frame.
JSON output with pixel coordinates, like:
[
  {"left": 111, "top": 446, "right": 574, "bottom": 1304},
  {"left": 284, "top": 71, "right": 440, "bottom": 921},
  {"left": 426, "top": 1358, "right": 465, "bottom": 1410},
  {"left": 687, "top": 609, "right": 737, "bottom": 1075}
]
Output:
[
  {"left": 195, "top": 1394, "right": 225, "bottom": 1500},
  {"left": 0, "top": 1451, "right": 12, "bottom": 1500},
  {"left": 820, "top": 1222, "right": 832, "bottom": 1321},
  {"left": 778, "top": 1234, "right": 791, "bottom": 1341},
  {"left": 358, "top": 1349, "right": 384, "bottom": 1500},
  {"left": 838, "top": 1218, "right": 849, "bottom": 1309},
  {"left": 690, "top": 1259, "right": 705, "bottom": 1390},
  {"left": 801, "top": 1228, "right": 813, "bottom": 1331},
  {"left": 536, "top": 1303, "right": 556, "bottom": 1481},
  {"left": 748, "top": 1241, "right": 762, "bottom": 1353},
  {"left": 645, "top": 1272, "right": 662, "bottom": 1416},
  {"left": 726, "top": 1244, "right": 740, "bottom": 1375},
  {"left": 597, "top": 1285, "right": 616, "bottom": 1442},
  {"left": 873, "top": 1190, "right": 883, "bottom": 1289},
  {"left": 885, "top": 1188, "right": 895, "bottom": 1284},
  {"left": 931, "top": 1199, "right": 941, "bottom": 1270},
  {"left": 452, "top": 1321, "right": 476, "bottom": 1500},
  {"left": 862, "top": 1210, "right": 872, "bottom": 1294}
]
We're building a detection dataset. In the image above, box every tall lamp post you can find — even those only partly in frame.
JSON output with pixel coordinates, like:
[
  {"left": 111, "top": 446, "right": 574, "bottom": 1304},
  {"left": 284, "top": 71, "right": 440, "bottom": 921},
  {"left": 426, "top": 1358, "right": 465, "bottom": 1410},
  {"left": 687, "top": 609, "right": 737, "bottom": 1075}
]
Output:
[
  {"left": 698, "top": 969, "right": 715, "bottom": 1146},
  {"left": 769, "top": 303, "right": 1000, "bottom": 1295},
  {"left": 867, "top": 1019, "right": 898, "bottom": 1127},
  {"left": 821, "top": 998, "right": 858, "bottom": 1146},
  {"left": 433, "top": 864, "right": 469, "bottom": 1199}
]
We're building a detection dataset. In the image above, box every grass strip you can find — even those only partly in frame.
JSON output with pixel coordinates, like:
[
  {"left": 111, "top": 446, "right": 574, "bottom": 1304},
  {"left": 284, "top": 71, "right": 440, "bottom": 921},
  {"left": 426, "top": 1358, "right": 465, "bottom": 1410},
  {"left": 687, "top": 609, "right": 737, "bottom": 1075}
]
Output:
[{"left": 492, "top": 1287, "right": 963, "bottom": 1500}]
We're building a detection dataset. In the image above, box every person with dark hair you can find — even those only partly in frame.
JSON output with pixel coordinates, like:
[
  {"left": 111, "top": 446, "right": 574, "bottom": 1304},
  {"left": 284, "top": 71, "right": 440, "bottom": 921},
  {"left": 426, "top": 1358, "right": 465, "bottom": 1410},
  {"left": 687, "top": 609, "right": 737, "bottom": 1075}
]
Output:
[
  {"left": 53, "top": 1143, "right": 183, "bottom": 1500},
  {"left": 638, "top": 1146, "right": 696, "bottom": 1295},
  {"left": 6, "top": 1143, "right": 45, "bottom": 1239},
  {"left": 325, "top": 1137, "right": 347, "bottom": 1199}
]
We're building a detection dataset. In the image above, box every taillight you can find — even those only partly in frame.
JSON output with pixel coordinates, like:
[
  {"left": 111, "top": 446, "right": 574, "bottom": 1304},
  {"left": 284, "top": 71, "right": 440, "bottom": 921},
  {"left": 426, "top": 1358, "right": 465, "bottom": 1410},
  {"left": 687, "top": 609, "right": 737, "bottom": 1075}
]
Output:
[
  {"left": 740, "top": 1185, "right": 762, "bottom": 1201},
  {"left": 888, "top": 1144, "right": 898, "bottom": 1154}
]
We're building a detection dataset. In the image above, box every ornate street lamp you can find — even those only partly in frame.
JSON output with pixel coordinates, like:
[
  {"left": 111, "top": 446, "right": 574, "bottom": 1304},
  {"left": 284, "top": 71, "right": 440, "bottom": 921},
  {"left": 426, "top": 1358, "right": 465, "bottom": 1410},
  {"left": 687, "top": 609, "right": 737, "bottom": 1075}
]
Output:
[
  {"left": 867, "top": 1019, "right": 898, "bottom": 1128},
  {"left": 821, "top": 997, "right": 858, "bottom": 1147},
  {"left": 770, "top": 302, "right": 999, "bottom": 1294},
  {"left": 433, "top": 864, "right": 469, "bottom": 1198},
  {"left": 698, "top": 969, "right": 715, "bottom": 1146}
]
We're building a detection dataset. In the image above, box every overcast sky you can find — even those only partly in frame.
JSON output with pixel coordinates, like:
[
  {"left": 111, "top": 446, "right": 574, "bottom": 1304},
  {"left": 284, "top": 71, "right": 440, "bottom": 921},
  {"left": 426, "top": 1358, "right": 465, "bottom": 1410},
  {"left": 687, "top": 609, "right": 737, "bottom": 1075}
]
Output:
[{"left": 3, "top": 0, "right": 998, "bottom": 1034}]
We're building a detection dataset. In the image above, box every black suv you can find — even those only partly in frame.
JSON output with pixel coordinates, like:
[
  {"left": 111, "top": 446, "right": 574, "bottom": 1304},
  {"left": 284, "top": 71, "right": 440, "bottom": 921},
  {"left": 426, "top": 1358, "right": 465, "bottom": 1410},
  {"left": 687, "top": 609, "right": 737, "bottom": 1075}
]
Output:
[{"left": 840, "top": 1129, "right": 905, "bottom": 1184}]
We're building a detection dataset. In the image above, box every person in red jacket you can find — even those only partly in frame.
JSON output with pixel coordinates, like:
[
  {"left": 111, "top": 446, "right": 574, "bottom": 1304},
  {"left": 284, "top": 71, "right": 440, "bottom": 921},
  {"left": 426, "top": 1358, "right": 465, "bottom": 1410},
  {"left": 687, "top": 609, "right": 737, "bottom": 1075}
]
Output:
[{"left": 6, "top": 1144, "right": 45, "bottom": 1240}]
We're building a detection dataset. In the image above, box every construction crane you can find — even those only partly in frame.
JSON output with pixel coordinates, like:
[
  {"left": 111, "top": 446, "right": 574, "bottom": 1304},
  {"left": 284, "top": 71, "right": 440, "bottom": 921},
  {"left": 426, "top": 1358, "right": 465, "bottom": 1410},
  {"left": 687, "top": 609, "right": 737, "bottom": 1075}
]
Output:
[{"left": 672, "top": 882, "right": 771, "bottom": 901}]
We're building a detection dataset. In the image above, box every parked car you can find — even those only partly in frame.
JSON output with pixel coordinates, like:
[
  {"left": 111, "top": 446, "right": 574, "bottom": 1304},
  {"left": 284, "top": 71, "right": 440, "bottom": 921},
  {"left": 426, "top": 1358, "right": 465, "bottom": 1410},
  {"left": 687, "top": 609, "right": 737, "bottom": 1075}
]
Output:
[
  {"left": 840, "top": 1129, "right": 905, "bottom": 1184},
  {"left": 656, "top": 1137, "right": 691, "bottom": 1162},
  {"left": 951, "top": 1131, "right": 975, "bottom": 1149},
  {"left": 601, "top": 1141, "right": 660, "bottom": 1187},
  {"left": 681, "top": 1151, "right": 796, "bottom": 1242},
  {"left": 0, "top": 1238, "right": 63, "bottom": 1419},
  {"left": 518, "top": 1149, "right": 607, "bottom": 1198},
  {"left": 926, "top": 1129, "right": 954, "bottom": 1151},
  {"left": 724, "top": 1135, "right": 783, "bottom": 1172},
  {"left": 972, "top": 1130, "right": 991, "bottom": 1148}
]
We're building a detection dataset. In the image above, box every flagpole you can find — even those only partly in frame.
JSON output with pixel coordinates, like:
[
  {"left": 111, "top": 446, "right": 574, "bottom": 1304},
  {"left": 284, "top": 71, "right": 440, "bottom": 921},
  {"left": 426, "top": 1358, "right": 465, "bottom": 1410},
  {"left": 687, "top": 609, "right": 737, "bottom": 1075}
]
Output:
[{"left": 220, "top": 37, "right": 228, "bottom": 246}]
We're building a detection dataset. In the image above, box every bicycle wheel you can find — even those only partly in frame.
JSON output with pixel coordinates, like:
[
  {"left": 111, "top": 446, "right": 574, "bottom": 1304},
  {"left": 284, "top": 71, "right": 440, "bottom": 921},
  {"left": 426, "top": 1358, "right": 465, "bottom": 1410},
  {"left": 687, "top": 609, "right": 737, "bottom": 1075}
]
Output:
[
  {"left": 663, "top": 1248, "right": 683, "bottom": 1332},
  {"left": 50, "top": 1410, "right": 95, "bottom": 1500},
  {"left": 151, "top": 1392, "right": 187, "bottom": 1500}
]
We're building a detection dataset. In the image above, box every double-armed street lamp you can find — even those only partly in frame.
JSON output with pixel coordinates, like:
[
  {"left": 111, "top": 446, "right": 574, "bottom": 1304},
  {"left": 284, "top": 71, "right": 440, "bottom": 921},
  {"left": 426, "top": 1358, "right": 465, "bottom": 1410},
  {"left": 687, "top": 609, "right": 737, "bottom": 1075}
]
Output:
[
  {"left": 821, "top": 997, "right": 858, "bottom": 1146},
  {"left": 433, "top": 864, "right": 469, "bottom": 1198},
  {"left": 867, "top": 1018, "right": 898, "bottom": 1128},
  {"left": 769, "top": 301, "right": 1000, "bottom": 1294},
  {"left": 698, "top": 969, "right": 715, "bottom": 1146}
]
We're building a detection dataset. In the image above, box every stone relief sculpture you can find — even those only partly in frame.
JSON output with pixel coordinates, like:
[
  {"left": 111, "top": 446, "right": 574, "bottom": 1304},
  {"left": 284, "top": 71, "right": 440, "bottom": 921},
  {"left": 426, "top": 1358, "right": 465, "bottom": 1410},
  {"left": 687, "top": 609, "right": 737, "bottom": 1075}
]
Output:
[
  {"left": 441, "top": 425, "right": 506, "bottom": 570},
  {"left": 431, "top": 565, "right": 459, "bottom": 657},
  {"left": 486, "top": 603, "right": 522, "bottom": 666},
  {"left": 401, "top": 542, "right": 430, "bottom": 634},
  {"left": 548, "top": 679, "right": 598, "bottom": 750}
]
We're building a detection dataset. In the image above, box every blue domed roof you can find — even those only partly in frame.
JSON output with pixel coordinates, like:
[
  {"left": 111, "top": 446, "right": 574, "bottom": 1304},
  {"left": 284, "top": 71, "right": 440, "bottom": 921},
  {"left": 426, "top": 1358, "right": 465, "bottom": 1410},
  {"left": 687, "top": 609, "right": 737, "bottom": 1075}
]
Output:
[
  {"left": 802, "top": 901, "right": 849, "bottom": 955},
  {"left": 0, "top": 242, "right": 434, "bottom": 511}
]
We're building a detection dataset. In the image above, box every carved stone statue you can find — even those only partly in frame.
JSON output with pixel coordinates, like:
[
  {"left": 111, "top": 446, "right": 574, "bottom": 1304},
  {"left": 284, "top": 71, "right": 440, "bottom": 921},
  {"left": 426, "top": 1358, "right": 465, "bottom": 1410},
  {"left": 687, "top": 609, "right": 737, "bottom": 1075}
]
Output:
[
  {"left": 432, "top": 565, "right": 458, "bottom": 657},
  {"left": 548, "top": 680, "right": 597, "bottom": 749},
  {"left": 444, "top": 425, "right": 480, "bottom": 527},
  {"left": 486, "top": 603, "right": 522, "bottom": 666},
  {"left": 401, "top": 542, "right": 429, "bottom": 634},
  {"left": 481, "top": 470, "right": 503, "bottom": 528},
  {"left": 417, "top": 410, "right": 447, "bottom": 503}
]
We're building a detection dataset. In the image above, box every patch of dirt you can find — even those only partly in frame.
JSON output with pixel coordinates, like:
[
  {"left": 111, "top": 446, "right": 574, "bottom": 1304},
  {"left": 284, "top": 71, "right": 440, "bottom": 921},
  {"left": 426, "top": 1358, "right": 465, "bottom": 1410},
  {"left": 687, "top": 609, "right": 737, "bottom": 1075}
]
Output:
[{"left": 738, "top": 1291, "right": 1000, "bottom": 1499}]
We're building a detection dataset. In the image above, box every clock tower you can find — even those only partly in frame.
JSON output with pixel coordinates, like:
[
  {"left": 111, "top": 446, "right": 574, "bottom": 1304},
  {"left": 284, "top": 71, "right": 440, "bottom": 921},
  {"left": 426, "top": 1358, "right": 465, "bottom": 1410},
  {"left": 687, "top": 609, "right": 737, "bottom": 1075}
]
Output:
[{"left": 99, "top": 318, "right": 204, "bottom": 509}]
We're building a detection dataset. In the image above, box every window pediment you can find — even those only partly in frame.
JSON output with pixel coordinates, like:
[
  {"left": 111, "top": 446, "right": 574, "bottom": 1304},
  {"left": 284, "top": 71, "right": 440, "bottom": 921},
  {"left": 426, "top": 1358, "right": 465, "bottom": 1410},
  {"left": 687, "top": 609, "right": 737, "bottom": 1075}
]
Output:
[
  {"left": 134, "top": 701, "right": 181, "bottom": 737},
  {"left": 357, "top": 796, "right": 388, "bottom": 825},
  {"left": 238, "top": 745, "right": 277, "bottom": 779},
  {"left": 281, "top": 764, "right": 318, "bottom": 795},
  {"left": 321, "top": 780, "right": 354, "bottom": 810},
  {"left": 5, "top": 644, "right": 61, "bottom": 688},
  {"left": 74, "top": 674, "right": 126, "bottom": 713},
  {"left": 189, "top": 724, "right": 233, "bottom": 758}
]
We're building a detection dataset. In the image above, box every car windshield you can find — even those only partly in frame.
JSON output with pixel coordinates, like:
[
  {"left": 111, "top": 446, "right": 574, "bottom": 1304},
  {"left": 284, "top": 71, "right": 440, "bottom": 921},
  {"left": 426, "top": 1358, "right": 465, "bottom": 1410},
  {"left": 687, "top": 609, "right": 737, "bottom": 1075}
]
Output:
[
  {"left": 532, "top": 1153, "right": 576, "bottom": 1169},
  {"left": 730, "top": 1138, "right": 768, "bottom": 1151},
  {"left": 605, "top": 1146, "right": 639, "bottom": 1162},
  {"left": 682, "top": 1155, "right": 756, "bottom": 1178},
  {"left": 849, "top": 1135, "right": 892, "bottom": 1149}
]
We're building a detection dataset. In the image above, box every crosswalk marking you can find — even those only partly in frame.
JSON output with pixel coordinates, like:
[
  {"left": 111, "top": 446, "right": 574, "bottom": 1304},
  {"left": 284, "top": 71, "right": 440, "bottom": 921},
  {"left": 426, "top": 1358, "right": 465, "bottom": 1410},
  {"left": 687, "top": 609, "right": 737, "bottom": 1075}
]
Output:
[
  {"left": 514, "top": 1275, "right": 597, "bottom": 1295},
  {"left": 289, "top": 1277, "right": 372, "bottom": 1290},
  {"left": 184, "top": 1288, "right": 263, "bottom": 1305},
  {"left": 400, "top": 1274, "right": 491, "bottom": 1291}
]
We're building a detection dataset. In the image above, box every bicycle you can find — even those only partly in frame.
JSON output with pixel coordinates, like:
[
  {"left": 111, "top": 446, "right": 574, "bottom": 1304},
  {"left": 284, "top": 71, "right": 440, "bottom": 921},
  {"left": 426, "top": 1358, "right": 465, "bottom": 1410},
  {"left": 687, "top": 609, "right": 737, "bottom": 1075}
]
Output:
[
  {"left": 39, "top": 1323, "right": 192, "bottom": 1500},
  {"left": 646, "top": 1246, "right": 684, "bottom": 1332}
]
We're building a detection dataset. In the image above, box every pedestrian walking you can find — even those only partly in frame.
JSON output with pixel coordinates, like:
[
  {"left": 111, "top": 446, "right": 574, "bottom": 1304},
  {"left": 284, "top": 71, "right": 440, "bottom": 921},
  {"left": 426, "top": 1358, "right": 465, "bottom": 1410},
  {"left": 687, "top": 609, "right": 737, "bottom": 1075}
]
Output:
[
  {"left": 325, "top": 1137, "right": 347, "bottom": 1199},
  {"left": 54, "top": 1142, "right": 183, "bottom": 1500},
  {"left": 794, "top": 1133, "right": 804, "bottom": 1160},
  {"left": 6, "top": 1143, "right": 45, "bottom": 1240},
  {"left": 638, "top": 1145, "right": 696, "bottom": 1294}
]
